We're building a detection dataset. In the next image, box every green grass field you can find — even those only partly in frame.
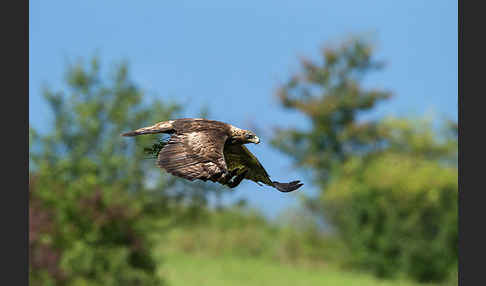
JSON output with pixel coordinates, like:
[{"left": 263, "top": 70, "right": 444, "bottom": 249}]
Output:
[{"left": 158, "top": 253, "right": 427, "bottom": 286}]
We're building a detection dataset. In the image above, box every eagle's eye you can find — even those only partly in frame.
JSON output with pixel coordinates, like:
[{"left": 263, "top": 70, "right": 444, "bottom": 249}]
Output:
[{"left": 246, "top": 134, "right": 254, "bottom": 139}]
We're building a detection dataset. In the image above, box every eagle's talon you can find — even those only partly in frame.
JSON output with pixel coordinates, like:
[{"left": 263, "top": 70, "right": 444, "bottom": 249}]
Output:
[
  {"left": 219, "top": 168, "right": 240, "bottom": 184},
  {"left": 227, "top": 169, "right": 248, "bottom": 188}
]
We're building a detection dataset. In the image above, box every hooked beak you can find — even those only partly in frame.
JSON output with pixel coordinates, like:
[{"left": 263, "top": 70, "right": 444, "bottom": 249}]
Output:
[{"left": 253, "top": 136, "right": 260, "bottom": 144}]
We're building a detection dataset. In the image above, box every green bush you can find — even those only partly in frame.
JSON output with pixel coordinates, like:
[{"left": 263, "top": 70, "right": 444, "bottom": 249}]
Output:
[
  {"left": 323, "top": 152, "right": 457, "bottom": 282},
  {"left": 29, "top": 174, "right": 162, "bottom": 286}
]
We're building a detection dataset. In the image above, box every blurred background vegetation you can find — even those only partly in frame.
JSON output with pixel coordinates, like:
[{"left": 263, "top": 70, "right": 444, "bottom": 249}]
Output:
[{"left": 29, "top": 37, "right": 457, "bottom": 286}]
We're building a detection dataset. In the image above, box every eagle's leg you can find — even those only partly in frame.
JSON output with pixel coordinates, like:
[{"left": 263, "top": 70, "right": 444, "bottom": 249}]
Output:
[
  {"left": 226, "top": 170, "right": 248, "bottom": 188},
  {"left": 218, "top": 168, "right": 240, "bottom": 185}
]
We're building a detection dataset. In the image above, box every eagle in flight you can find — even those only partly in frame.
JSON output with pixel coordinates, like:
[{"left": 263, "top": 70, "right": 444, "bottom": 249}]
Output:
[{"left": 122, "top": 118, "right": 303, "bottom": 192}]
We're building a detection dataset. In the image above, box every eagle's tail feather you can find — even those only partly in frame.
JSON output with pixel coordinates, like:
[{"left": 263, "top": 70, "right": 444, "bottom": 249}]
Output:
[
  {"left": 121, "top": 120, "right": 175, "bottom": 137},
  {"left": 272, "top": 180, "right": 303, "bottom": 193}
]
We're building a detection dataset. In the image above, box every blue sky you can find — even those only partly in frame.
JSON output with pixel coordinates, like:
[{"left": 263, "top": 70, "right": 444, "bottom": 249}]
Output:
[{"left": 29, "top": 0, "right": 457, "bottom": 218}]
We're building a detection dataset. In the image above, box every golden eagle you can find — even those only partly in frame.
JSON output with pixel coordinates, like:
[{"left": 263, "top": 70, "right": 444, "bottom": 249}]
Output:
[{"left": 122, "top": 118, "right": 303, "bottom": 192}]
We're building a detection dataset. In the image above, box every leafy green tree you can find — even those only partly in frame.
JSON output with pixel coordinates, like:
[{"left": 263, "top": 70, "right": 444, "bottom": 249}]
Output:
[
  {"left": 29, "top": 57, "right": 213, "bottom": 285},
  {"left": 272, "top": 38, "right": 457, "bottom": 282},
  {"left": 272, "top": 37, "right": 392, "bottom": 186}
]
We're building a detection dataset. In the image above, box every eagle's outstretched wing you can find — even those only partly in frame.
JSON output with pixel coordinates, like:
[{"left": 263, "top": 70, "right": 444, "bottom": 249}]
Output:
[
  {"left": 157, "top": 130, "right": 229, "bottom": 182},
  {"left": 223, "top": 144, "right": 303, "bottom": 192}
]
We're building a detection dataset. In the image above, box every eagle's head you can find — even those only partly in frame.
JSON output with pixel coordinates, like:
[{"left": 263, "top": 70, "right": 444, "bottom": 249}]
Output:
[
  {"left": 242, "top": 131, "right": 260, "bottom": 144},
  {"left": 230, "top": 126, "right": 260, "bottom": 145}
]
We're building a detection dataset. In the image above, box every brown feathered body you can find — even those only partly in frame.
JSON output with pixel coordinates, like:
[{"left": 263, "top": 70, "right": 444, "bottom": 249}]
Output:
[{"left": 122, "top": 118, "right": 303, "bottom": 192}]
